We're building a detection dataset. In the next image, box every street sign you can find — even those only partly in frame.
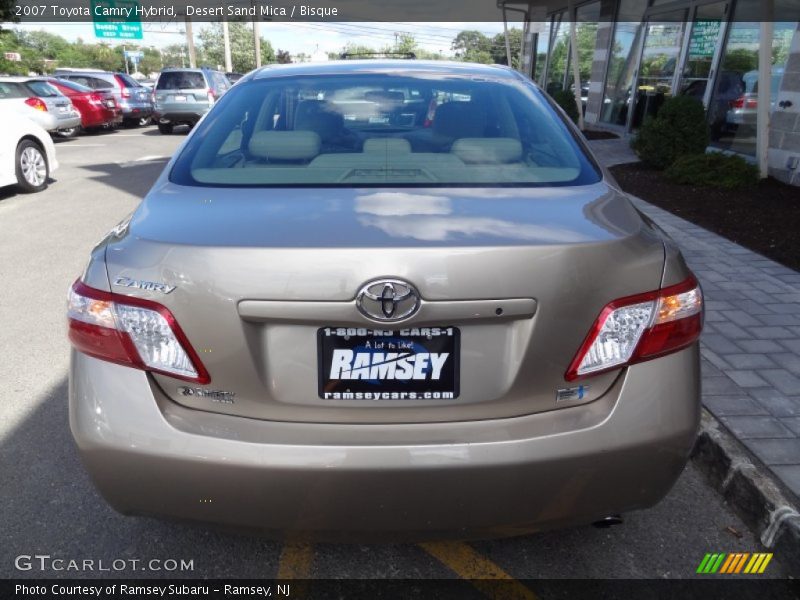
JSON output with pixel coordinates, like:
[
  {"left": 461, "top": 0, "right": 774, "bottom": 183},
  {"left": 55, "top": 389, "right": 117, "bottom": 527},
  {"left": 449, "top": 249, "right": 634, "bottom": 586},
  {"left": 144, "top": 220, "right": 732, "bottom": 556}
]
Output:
[
  {"left": 92, "top": 0, "right": 143, "bottom": 40},
  {"left": 124, "top": 50, "right": 144, "bottom": 59}
]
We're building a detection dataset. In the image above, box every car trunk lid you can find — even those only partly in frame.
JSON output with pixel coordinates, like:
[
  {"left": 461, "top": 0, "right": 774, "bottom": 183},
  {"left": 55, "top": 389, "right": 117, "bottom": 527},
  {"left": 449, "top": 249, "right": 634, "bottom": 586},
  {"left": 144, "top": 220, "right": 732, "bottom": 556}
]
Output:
[{"left": 104, "top": 182, "right": 665, "bottom": 424}]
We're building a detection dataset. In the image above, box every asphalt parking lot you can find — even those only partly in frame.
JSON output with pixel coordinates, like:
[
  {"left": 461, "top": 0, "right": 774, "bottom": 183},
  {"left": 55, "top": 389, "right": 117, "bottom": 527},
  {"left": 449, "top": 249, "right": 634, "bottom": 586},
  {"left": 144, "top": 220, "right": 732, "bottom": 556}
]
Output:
[{"left": 0, "top": 125, "right": 793, "bottom": 586}]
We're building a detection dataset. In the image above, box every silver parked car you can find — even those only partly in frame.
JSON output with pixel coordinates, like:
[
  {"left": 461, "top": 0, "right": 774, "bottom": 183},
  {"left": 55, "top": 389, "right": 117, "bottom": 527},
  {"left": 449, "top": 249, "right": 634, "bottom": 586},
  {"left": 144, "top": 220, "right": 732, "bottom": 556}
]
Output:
[
  {"left": 0, "top": 77, "right": 81, "bottom": 133},
  {"left": 68, "top": 61, "right": 703, "bottom": 540},
  {"left": 153, "top": 67, "right": 230, "bottom": 134}
]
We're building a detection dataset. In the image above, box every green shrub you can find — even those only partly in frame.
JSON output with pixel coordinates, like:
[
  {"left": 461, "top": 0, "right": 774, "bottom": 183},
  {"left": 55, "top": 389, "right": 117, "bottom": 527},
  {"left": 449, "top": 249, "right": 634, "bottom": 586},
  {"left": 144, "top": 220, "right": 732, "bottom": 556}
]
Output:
[
  {"left": 665, "top": 153, "right": 759, "bottom": 189},
  {"left": 632, "top": 96, "right": 710, "bottom": 169},
  {"left": 552, "top": 89, "right": 580, "bottom": 125}
]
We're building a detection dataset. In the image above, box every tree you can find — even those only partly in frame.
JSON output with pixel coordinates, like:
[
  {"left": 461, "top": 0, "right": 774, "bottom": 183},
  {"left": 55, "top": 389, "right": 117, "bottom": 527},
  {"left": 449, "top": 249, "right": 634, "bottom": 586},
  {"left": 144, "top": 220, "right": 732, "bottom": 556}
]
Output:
[
  {"left": 199, "top": 22, "right": 274, "bottom": 71},
  {"left": 161, "top": 44, "right": 189, "bottom": 68},
  {"left": 452, "top": 30, "right": 491, "bottom": 60},
  {"left": 275, "top": 49, "right": 292, "bottom": 64},
  {"left": 0, "top": 0, "right": 17, "bottom": 33},
  {"left": 490, "top": 28, "right": 523, "bottom": 68},
  {"left": 395, "top": 33, "right": 418, "bottom": 56}
]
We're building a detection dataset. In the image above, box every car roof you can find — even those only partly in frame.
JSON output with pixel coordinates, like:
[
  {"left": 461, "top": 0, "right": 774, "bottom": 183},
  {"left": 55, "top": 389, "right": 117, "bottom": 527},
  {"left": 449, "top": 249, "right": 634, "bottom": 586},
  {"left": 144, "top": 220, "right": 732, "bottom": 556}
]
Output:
[
  {"left": 0, "top": 76, "right": 36, "bottom": 83},
  {"left": 248, "top": 60, "right": 521, "bottom": 81}
]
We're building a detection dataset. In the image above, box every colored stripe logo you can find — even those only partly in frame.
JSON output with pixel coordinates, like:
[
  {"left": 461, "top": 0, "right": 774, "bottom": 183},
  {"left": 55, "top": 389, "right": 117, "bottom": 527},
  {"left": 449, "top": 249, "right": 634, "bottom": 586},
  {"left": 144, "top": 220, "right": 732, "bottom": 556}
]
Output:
[{"left": 696, "top": 553, "right": 773, "bottom": 574}]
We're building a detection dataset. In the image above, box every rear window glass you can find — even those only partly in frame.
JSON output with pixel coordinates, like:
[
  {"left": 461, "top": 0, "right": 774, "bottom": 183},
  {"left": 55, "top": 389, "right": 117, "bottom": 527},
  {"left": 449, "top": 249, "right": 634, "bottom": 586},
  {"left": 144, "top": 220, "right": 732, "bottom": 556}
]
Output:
[
  {"left": 0, "top": 82, "right": 26, "bottom": 99},
  {"left": 54, "top": 79, "right": 92, "bottom": 93},
  {"left": 157, "top": 72, "right": 207, "bottom": 90},
  {"left": 171, "top": 74, "right": 600, "bottom": 188},
  {"left": 64, "top": 76, "right": 113, "bottom": 89},
  {"left": 117, "top": 73, "right": 143, "bottom": 88},
  {"left": 24, "top": 81, "right": 61, "bottom": 97}
]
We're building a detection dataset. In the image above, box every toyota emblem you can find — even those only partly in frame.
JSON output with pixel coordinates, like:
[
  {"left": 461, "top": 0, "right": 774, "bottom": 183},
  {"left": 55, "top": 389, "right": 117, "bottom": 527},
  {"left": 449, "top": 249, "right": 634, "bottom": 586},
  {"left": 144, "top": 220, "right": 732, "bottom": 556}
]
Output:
[{"left": 356, "top": 279, "right": 420, "bottom": 322}]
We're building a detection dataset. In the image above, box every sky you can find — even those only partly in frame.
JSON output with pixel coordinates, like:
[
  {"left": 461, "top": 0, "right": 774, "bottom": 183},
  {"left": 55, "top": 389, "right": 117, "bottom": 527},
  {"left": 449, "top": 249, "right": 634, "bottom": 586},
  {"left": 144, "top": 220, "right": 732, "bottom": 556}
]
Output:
[{"left": 6, "top": 20, "right": 523, "bottom": 57}]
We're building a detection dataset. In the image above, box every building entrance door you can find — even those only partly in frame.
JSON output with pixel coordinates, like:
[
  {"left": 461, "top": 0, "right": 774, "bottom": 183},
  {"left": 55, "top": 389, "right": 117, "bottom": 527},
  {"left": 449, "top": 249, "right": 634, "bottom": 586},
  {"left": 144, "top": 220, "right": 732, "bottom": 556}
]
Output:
[{"left": 630, "top": 9, "right": 688, "bottom": 129}]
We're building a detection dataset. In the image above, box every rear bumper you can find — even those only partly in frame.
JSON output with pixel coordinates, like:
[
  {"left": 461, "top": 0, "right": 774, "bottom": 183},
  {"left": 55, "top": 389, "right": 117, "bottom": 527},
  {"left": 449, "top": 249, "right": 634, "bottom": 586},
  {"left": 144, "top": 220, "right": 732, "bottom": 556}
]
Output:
[
  {"left": 69, "top": 346, "right": 700, "bottom": 541},
  {"left": 154, "top": 109, "right": 208, "bottom": 125},
  {"left": 120, "top": 102, "right": 153, "bottom": 118},
  {"left": 39, "top": 113, "right": 81, "bottom": 131},
  {"left": 81, "top": 108, "right": 122, "bottom": 128}
]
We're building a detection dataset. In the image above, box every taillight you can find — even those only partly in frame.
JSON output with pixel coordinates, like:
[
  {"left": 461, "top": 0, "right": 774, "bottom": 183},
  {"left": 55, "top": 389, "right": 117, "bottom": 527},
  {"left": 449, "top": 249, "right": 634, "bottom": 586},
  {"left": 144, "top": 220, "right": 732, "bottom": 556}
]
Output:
[
  {"left": 207, "top": 88, "right": 216, "bottom": 103},
  {"left": 565, "top": 275, "right": 703, "bottom": 381},
  {"left": 25, "top": 97, "right": 47, "bottom": 111},
  {"left": 67, "top": 280, "right": 210, "bottom": 384},
  {"left": 88, "top": 93, "right": 103, "bottom": 105},
  {"left": 730, "top": 96, "right": 757, "bottom": 110}
]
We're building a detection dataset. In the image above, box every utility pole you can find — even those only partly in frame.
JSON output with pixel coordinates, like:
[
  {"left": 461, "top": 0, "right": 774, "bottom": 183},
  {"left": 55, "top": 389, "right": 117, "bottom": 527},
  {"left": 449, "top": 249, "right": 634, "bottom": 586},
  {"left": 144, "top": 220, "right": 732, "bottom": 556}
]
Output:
[
  {"left": 222, "top": 20, "right": 233, "bottom": 72},
  {"left": 185, "top": 15, "right": 197, "bottom": 68}
]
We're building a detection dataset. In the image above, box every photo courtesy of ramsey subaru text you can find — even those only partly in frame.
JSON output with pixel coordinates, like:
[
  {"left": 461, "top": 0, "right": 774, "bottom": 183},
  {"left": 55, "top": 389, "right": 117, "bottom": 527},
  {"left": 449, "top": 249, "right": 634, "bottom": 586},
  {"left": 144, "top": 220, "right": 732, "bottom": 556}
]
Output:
[{"left": 67, "top": 61, "right": 704, "bottom": 540}]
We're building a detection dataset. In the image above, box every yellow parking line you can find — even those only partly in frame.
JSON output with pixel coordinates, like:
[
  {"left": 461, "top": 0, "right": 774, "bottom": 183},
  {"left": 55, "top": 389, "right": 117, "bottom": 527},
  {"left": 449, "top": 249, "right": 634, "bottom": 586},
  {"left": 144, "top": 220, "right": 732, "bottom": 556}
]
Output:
[
  {"left": 276, "top": 542, "right": 314, "bottom": 579},
  {"left": 420, "top": 541, "right": 539, "bottom": 600}
]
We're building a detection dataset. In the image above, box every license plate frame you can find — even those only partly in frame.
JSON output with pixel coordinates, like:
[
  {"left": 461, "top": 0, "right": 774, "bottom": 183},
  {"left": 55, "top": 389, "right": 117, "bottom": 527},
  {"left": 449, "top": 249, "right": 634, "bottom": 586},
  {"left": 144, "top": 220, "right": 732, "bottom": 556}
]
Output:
[{"left": 317, "top": 326, "right": 460, "bottom": 400}]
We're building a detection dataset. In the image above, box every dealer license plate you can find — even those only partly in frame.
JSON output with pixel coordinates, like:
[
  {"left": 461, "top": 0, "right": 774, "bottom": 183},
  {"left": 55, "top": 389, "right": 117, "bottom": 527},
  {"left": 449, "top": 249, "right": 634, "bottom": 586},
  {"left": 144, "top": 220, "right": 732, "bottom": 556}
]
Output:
[
  {"left": 173, "top": 95, "right": 187, "bottom": 102},
  {"left": 318, "top": 326, "right": 460, "bottom": 400}
]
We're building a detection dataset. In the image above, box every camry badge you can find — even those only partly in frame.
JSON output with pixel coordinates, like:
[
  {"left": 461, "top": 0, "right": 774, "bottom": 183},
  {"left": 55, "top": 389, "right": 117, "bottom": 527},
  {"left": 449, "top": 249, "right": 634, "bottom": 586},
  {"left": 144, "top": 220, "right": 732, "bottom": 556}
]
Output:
[
  {"left": 114, "top": 276, "right": 176, "bottom": 294},
  {"left": 356, "top": 279, "right": 420, "bottom": 322}
]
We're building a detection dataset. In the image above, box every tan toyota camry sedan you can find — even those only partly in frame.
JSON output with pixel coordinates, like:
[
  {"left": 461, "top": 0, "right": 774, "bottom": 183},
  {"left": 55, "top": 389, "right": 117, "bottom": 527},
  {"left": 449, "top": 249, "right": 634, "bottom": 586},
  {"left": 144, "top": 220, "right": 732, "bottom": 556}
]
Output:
[{"left": 68, "top": 61, "right": 703, "bottom": 540}]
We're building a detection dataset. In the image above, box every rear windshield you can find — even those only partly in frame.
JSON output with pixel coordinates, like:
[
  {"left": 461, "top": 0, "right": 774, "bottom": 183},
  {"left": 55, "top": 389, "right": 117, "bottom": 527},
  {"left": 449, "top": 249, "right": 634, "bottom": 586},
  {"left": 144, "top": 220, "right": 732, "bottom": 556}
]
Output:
[
  {"left": 116, "top": 73, "right": 143, "bottom": 88},
  {"left": 25, "top": 81, "right": 61, "bottom": 97},
  {"left": 55, "top": 78, "right": 92, "bottom": 93},
  {"left": 157, "top": 71, "right": 206, "bottom": 90},
  {"left": 0, "top": 82, "right": 26, "bottom": 99},
  {"left": 170, "top": 73, "right": 601, "bottom": 188}
]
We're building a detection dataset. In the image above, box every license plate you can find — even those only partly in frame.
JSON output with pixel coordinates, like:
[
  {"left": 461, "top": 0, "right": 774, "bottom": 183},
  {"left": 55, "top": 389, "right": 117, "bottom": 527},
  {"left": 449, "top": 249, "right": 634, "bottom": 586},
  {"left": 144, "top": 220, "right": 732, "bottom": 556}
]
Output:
[
  {"left": 173, "top": 95, "right": 187, "bottom": 102},
  {"left": 106, "top": 100, "right": 115, "bottom": 107},
  {"left": 58, "top": 106, "right": 68, "bottom": 113},
  {"left": 318, "top": 327, "right": 460, "bottom": 400}
]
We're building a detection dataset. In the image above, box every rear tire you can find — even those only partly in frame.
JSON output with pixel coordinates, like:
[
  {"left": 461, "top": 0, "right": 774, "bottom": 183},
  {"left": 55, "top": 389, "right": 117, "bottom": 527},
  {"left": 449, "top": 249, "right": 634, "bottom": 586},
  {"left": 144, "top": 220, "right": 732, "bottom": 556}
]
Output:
[
  {"left": 15, "top": 140, "right": 48, "bottom": 194},
  {"left": 56, "top": 127, "right": 79, "bottom": 138},
  {"left": 158, "top": 123, "right": 173, "bottom": 135}
]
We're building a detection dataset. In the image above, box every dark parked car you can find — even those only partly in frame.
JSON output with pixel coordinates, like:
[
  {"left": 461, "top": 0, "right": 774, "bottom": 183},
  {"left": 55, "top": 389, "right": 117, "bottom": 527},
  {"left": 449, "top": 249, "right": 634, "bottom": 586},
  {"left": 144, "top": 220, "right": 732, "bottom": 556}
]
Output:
[{"left": 54, "top": 69, "right": 153, "bottom": 127}]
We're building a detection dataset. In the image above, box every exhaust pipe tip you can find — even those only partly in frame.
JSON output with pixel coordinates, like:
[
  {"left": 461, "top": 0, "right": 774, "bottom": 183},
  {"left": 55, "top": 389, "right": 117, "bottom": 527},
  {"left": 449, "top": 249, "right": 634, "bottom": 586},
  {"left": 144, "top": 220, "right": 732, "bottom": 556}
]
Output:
[{"left": 592, "top": 515, "right": 623, "bottom": 528}]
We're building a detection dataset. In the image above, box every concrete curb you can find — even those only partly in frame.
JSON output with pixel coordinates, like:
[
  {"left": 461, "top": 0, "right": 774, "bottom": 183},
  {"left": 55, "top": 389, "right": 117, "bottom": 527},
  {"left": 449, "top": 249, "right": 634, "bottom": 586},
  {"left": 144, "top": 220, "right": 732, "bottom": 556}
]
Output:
[{"left": 692, "top": 409, "right": 800, "bottom": 576}]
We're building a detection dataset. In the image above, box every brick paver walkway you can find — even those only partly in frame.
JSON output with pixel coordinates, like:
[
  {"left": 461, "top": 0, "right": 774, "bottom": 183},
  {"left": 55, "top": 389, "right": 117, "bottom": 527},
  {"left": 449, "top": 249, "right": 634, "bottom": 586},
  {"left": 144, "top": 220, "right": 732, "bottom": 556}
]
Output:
[{"left": 587, "top": 138, "right": 800, "bottom": 501}]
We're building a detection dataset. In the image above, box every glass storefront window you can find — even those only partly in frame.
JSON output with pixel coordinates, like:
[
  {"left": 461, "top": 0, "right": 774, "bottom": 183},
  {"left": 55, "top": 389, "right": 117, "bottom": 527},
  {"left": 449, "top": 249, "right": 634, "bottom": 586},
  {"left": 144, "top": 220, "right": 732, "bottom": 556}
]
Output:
[
  {"left": 534, "top": 20, "right": 553, "bottom": 86},
  {"left": 709, "top": 1, "right": 795, "bottom": 155},
  {"left": 546, "top": 12, "right": 570, "bottom": 95},
  {"left": 600, "top": 0, "right": 649, "bottom": 126},
  {"left": 574, "top": 2, "right": 601, "bottom": 110}
]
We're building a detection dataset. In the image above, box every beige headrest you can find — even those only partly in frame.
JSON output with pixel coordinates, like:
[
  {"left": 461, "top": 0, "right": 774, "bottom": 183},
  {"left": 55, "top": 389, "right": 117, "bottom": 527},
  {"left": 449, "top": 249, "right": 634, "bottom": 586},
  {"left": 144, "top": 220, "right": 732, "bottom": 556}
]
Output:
[
  {"left": 248, "top": 131, "right": 321, "bottom": 160},
  {"left": 451, "top": 138, "right": 523, "bottom": 164},
  {"left": 363, "top": 138, "right": 412, "bottom": 154}
]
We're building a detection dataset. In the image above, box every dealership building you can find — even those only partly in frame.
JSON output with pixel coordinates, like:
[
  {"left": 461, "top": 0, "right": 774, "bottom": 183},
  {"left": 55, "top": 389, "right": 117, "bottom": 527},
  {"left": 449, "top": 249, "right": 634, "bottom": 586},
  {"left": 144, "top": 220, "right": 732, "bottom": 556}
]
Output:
[{"left": 501, "top": 0, "right": 800, "bottom": 185}]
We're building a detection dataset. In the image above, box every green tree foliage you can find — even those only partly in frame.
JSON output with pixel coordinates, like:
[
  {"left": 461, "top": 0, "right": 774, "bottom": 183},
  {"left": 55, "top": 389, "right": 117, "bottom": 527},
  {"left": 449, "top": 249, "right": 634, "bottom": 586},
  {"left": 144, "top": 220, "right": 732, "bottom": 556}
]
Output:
[
  {"left": 452, "top": 30, "right": 492, "bottom": 64},
  {"left": 632, "top": 96, "right": 710, "bottom": 170},
  {"left": 275, "top": 49, "right": 292, "bottom": 64},
  {"left": 199, "top": 22, "right": 274, "bottom": 71},
  {"left": 160, "top": 44, "right": 190, "bottom": 69},
  {"left": 489, "top": 29, "right": 522, "bottom": 68},
  {"left": 0, "top": 0, "right": 17, "bottom": 32}
]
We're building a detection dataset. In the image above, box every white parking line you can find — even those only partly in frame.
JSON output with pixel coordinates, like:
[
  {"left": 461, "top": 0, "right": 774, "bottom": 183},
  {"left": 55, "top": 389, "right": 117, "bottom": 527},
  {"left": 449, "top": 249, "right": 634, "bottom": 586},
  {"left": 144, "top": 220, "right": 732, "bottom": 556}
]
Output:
[
  {"left": 117, "top": 155, "right": 169, "bottom": 168},
  {"left": 56, "top": 144, "right": 107, "bottom": 148}
]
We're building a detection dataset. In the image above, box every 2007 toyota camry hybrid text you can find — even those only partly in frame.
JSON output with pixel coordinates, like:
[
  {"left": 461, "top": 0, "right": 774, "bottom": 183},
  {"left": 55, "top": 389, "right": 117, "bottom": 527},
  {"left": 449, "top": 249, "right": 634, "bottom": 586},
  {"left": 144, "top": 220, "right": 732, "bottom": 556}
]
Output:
[{"left": 68, "top": 61, "right": 703, "bottom": 540}]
